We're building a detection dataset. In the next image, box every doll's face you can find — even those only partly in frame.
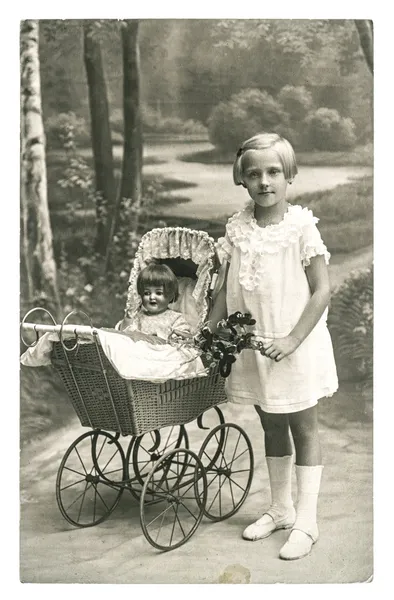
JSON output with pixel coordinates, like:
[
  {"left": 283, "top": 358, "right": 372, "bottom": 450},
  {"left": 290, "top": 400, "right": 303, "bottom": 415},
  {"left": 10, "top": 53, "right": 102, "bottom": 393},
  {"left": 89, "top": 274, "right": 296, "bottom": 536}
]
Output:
[{"left": 141, "top": 285, "right": 171, "bottom": 315}]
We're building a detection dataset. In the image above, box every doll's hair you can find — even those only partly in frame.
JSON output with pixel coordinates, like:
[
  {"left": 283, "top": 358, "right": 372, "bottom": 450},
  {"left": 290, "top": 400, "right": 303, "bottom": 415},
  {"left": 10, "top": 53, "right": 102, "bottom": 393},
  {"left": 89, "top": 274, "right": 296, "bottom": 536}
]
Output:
[
  {"left": 137, "top": 262, "right": 179, "bottom": 302},
  {"left": 233, "top": 132, "right": 298, "bottom": 185}
]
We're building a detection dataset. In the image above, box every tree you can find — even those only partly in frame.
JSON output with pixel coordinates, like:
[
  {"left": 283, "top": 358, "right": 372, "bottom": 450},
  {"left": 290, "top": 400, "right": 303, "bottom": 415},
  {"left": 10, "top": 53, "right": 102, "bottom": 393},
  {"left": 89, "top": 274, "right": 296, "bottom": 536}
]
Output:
[
  {"left": 83, "top": 20, "right": 116, "bottom": 255},
  {"left": 20, "top": 20, "right": 61, "bottom": 316},
  {"left": 354, "top": 20, "right": 373, "bottom": 74},
  {"left": 105, "top": 19, "right": 142, "bottom": 269},
  {"left": 119, "top": 20, "right": 142, "bottom": 212}
]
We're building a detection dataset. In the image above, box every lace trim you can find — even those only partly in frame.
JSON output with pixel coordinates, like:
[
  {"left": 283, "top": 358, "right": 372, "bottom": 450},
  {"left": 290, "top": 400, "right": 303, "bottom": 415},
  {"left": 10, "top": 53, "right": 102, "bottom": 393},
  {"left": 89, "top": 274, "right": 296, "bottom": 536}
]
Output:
[
  {"left": 301, "top": 243, "right": 330, "bottom": 268},
  {"left": 222, "top": 202, "right": 330, "bottom": 291}
]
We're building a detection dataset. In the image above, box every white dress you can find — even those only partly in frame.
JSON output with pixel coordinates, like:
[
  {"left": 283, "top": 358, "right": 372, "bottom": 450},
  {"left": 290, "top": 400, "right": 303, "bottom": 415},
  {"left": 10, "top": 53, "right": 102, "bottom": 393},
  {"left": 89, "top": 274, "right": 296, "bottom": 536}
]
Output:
[{"left": 216, "top": 202, "right": 338, "bottom": 414}]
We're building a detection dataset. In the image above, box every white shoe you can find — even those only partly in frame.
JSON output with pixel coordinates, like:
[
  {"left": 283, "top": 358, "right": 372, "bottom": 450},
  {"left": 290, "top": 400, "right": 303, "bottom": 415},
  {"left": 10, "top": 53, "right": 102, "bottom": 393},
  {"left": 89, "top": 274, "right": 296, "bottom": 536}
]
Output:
[
  {"left": 279, "top": 526, "right": 319, "bottom": 560},
  {"left": 242, "top": 508, "right": 296, "bottom": 541}
]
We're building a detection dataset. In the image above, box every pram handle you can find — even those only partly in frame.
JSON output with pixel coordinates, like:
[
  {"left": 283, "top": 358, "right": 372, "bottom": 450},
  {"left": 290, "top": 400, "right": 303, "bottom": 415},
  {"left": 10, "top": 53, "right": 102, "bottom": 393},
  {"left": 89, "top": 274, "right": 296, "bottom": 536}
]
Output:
[{"left": 21, "top": 322, "right": 98, "bottom": 336}]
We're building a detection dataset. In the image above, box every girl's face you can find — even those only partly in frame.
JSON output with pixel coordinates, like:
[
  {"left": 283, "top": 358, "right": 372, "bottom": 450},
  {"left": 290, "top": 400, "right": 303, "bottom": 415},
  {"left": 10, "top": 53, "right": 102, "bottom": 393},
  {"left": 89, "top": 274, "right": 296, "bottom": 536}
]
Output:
[
  {"left": 242, "top": 148, "right": 289, "bottom": 209},
  {"left": 141, "top": 285, "right": 170, "bottom": 315}
]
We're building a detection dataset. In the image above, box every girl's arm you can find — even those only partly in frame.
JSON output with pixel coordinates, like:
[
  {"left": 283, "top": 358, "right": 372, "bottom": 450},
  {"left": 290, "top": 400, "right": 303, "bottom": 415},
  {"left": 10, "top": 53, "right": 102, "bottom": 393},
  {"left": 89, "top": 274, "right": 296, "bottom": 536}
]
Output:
[
  {"left": 208, "top": 269, "right": 228, "bottom": 332},
  {"left": 263, "top": 254, "right": 331, "bottom": 361}
]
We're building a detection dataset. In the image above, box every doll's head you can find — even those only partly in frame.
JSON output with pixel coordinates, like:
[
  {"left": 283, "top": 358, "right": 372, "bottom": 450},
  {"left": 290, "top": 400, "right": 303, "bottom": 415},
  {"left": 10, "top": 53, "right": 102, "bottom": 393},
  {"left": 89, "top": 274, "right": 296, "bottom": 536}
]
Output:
[
  {"left": 233, "top": 132, "right": 298, "bottom": 187},
  {"left": 137, "top": 263, "right": 179, "bottom": 315}
]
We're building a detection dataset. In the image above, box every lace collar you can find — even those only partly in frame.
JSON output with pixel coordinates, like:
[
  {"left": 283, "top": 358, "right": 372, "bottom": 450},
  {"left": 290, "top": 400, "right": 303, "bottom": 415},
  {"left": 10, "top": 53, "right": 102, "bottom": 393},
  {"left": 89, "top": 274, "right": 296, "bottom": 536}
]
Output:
[{"left": 226, "top": 202, "right": 315, "bottom": 256}]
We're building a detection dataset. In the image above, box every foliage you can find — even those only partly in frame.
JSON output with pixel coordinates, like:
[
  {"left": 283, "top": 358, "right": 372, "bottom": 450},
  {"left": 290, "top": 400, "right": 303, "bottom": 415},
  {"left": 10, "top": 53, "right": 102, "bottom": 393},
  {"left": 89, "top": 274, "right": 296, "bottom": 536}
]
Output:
[
  {"left": 191, "top": 312, "right": 259, "bottom": 378},
  {"left": 111, "top": 105, "right": 208, "bottom": 137},
  {"left": 304, "top": 107, "right": 357, "bottom": 151},
  {"left": 38, "top": 19, "right": 372, "bottom": 145},
  {"left": 327, "top": 266, "right": 373, "bottom": 387},
  {"left": 277, "top": 85, "right": 314, "bottom": 122},
  {"left": 208, "top": 88, "right": 288, "bottom": 151},
  {"left": 45, "top": 112, "right": 90, "bottom": 150}
]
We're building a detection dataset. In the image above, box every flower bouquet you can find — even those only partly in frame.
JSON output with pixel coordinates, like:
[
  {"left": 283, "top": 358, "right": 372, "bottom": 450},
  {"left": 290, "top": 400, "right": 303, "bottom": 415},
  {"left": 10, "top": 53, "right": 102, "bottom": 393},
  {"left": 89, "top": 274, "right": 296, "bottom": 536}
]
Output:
[{"left": 192, "top": 311, "right": 264, "bottom": 378}]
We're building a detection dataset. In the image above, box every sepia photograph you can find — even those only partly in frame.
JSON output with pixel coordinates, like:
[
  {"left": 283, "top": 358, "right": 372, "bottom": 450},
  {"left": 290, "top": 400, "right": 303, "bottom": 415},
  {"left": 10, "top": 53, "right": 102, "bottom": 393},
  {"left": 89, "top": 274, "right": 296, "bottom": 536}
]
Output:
[{"left": 17, "top": 10, "right": 376, "bottom": 587}]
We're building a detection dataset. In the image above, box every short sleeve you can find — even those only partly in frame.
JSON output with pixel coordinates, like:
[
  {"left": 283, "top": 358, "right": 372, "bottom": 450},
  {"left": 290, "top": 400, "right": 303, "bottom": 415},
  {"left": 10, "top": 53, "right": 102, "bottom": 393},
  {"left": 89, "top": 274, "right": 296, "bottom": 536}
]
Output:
[
  {"left": 215, "top": 230, "right": 233, "bottom": 264},
  {"left": 300, "top": 221, "right": 331, "bottom": 268}
]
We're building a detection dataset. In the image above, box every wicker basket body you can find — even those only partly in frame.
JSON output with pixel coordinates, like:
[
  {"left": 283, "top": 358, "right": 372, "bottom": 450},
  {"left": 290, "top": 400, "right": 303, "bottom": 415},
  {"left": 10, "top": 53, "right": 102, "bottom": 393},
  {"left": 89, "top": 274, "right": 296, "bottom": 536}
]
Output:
[{"left": 51, "top": 340, "right": 226, "bottom": 436}]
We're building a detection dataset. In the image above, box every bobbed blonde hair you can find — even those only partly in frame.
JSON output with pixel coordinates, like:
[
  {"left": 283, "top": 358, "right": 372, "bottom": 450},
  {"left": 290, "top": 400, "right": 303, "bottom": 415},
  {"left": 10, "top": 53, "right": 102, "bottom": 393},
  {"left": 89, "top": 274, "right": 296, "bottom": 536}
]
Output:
[{"left": 233, "top": 132, "right": 298, "bottom": 186}]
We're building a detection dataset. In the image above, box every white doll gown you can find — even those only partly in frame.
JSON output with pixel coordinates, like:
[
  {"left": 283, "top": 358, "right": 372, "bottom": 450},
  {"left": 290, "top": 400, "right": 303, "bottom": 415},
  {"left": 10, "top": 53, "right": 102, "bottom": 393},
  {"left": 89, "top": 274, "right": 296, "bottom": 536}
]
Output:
[{"left": 216, "top": 203, "right": 338, "bottom": 414}]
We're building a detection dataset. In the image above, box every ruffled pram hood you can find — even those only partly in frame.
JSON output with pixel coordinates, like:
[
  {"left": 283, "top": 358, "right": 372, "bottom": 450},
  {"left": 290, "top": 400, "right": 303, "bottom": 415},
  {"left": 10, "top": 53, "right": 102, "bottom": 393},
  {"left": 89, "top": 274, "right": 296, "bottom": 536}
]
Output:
[{"left": 125, "top": 227, "right": 217, "bottom": 329}]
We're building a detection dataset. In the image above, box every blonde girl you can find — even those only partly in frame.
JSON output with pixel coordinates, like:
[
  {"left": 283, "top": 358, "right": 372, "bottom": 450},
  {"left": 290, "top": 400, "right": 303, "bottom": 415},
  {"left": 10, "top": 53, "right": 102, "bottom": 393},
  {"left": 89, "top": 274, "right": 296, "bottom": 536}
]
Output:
[{"left": 210, "top": 132, "right": 338, "bottom": 560}]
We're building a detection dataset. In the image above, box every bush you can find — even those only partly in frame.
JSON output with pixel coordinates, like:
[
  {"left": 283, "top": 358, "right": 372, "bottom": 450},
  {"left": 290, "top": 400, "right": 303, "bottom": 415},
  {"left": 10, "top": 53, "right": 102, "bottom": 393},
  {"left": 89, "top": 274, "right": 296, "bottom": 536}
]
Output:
[
  {"left": 327, "top": 266, "right": 373, "bottom": 385},
  {"left": 304, "top": 107, "right": 357, "bottom": 151},
  {"left": 207, "top": 88, "right": 289, "bottom": 151},
  {"left": 45, "top": 112, "right": 90, "bottom": 150},
  {"left": 277, "top": 85, "right": 313, "bottom": 122}
]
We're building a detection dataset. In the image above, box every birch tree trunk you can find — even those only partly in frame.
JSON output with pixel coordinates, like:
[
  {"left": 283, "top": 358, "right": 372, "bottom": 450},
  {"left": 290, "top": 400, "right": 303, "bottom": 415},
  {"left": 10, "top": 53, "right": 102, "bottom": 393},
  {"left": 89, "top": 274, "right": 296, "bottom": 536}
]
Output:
[
  {"left": 20, "top": 19, "right": 61, "bottom": 316},
  {"left": 83, "top": 21, "right": 116, "bottom": 255}
]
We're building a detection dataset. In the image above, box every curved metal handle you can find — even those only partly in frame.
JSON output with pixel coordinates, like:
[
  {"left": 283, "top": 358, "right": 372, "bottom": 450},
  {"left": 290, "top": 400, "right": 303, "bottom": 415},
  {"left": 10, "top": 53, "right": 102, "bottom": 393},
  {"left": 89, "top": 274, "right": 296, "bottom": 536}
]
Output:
[
  {"left": 20, "top": 307, "right": 57, "bottom": 347},
  {"left": 59, "top": 309, "right": 94, "bottom": 352}
]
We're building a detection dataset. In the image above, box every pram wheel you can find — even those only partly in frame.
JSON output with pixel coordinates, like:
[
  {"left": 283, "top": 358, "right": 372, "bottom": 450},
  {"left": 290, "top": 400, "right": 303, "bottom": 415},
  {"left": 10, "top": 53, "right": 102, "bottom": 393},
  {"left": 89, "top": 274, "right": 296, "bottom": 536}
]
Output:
[
  {"left": 198, "top": 423, "right": 254, "bottom": 522},
  {"left": 126, "top": 425, "right": 189, "bottom": 501},
  {"left": 140, "top": 448, "right": 207, "bottom": 551},
  {"left": 56, "top": 430, "right": 126, "bottom": 527}
]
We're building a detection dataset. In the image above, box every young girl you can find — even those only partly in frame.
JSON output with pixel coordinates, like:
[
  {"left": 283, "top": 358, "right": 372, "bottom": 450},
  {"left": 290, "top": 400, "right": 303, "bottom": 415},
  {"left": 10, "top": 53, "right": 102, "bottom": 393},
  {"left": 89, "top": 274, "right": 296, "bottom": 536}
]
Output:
[
  {"left": 210, "top": 132, "right": 338, "bottom": 561},
  {"left": 118, "top": 263, "right": 191, "bottom": 342}
]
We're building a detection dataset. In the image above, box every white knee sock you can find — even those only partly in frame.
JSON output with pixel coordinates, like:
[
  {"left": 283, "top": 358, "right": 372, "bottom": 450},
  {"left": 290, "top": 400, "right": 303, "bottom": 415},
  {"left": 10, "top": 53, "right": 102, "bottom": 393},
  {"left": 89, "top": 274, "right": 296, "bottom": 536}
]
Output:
[
  {"left": 265, "top": 455, "right": 294, "bottom": 520},
  {"left": 292, "top": 465, "right": 323, "bottom": 539}
]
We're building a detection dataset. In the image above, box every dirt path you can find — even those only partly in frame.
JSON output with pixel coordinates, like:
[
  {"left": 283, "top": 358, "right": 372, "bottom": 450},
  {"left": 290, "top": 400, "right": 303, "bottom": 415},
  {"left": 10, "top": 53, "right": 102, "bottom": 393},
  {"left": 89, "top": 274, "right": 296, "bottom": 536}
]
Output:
[{"left": 19, "top": 385, "right": 372, "bottom": 585}]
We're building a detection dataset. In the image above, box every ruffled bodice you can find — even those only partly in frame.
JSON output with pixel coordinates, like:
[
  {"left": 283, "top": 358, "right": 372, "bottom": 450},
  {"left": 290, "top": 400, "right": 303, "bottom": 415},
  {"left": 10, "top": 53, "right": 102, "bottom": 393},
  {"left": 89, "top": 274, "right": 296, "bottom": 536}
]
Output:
[{"left": 216, "top": 203, "right": 330, "bottom": 292}]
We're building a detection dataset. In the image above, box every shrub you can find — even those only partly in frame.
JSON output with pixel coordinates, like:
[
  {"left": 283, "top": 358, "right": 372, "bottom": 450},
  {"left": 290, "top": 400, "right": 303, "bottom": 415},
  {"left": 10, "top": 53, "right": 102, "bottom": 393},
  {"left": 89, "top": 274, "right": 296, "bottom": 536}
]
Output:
[
  {"left": 304, "top": 107, "right": 357, "bottom": 151},
  {"left": 277, "top": 85, "right": 313, "bottom": 122},
  {"left": 327, "top": 266, "right": 373, "bottom": 385},
  {"left": 143, "top": 110, "right": 208, "bottom": 136},
  {"left": 45, "top": 112, "right": 90, "bottom": 150},
  {"left": 208, "top": 88, "right": 289, "bottom": 151}
]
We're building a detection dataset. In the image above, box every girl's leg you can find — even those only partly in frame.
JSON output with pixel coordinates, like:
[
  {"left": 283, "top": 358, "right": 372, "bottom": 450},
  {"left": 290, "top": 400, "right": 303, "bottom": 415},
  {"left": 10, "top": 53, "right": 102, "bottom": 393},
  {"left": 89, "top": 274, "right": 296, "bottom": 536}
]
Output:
[
  {"left": 256, "top": 406, "right": 293, "bottom": 457},
  {"left": 243, "top": 407, "right": 296, "bottom": 541},
  {"left": 279, "top": 405, "right": 323, "bottom": 560},
  {"left": 288, "top": 404, "right": 321, "bottom": 465}
]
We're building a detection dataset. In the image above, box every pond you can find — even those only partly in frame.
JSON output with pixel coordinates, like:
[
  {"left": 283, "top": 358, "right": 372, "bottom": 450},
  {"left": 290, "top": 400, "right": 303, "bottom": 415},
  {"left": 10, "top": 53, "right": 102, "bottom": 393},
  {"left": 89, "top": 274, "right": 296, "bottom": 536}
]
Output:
[{"left": 136, "top": 142, "right": 372, "bottom": 221}]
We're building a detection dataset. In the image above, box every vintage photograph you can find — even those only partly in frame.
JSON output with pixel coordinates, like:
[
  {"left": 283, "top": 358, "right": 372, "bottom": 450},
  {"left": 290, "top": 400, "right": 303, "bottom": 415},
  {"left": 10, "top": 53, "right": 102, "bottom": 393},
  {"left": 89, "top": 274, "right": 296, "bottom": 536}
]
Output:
[{"left": 19, "top": 18, "right": 373, "bottom": 584}]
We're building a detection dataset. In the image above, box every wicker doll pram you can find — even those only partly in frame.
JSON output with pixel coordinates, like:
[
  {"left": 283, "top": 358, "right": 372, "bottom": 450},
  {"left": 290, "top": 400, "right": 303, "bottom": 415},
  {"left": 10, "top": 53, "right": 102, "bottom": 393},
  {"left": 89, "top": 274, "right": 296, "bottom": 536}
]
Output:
[
  {"left": 20, "top": 227, "right": 254, "bottom": 551},
  {"left": 49, "top": 227, "right": 226, "bottom": 436}
]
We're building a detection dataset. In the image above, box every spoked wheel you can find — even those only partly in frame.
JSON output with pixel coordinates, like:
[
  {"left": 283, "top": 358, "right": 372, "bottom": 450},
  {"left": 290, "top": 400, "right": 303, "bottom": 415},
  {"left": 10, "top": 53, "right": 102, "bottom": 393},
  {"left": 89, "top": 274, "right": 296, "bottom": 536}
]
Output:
[
  {"left": 198, "top": 423, "right": 254, "bottom": 522},
  {"left": 56, "top": 430, "right": 126, "bottom": 527},
  {"left": 126, "top": 425, "right": 189, "bottom": 501},
  {"left": 140, "top": 448, "right": 207, "bottom": 551}
]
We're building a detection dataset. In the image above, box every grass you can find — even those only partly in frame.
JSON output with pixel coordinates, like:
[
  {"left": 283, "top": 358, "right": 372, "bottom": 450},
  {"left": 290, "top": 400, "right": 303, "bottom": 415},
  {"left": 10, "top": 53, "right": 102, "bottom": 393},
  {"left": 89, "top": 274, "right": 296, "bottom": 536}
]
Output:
[{"left": 293, "top": 176, "right": 373, "bottom": 254}]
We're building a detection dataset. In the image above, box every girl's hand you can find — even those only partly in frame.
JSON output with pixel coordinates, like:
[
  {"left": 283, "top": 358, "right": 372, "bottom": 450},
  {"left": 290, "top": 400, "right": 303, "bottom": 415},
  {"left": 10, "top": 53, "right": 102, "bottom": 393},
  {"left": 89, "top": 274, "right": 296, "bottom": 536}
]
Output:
[{"left": 261, "top": 335, "right": 301, "bottom": 361}]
